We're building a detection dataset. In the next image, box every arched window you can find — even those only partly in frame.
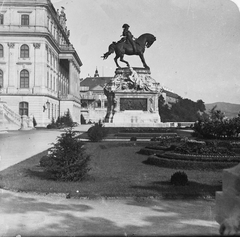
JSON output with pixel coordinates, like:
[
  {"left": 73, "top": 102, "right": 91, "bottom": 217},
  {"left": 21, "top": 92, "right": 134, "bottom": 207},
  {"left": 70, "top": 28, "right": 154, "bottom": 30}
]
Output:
[
  {"left": 0, "top": 44, "right": 3, "bottom": 57},
  {"left": 20, "top": 44, "right": 29, "bottom": 58},
  {"left": 0, "top": 69, "right": 3, "bottom": 88},
  {"left": 20, "top": 69, "right": 29, "bottom": 88},
  {"left": 19, "top": 102, "right": 29, "bottom": 116}
]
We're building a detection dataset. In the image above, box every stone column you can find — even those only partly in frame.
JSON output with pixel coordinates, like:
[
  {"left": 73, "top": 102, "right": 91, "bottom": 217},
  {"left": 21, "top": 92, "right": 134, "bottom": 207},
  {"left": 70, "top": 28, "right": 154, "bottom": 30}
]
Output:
[
  {"left": 33, "top": 43, "right": 41, "bottom": 93},
  {"left": 7, "top": 43, "right": 15, "bottom": 91}
]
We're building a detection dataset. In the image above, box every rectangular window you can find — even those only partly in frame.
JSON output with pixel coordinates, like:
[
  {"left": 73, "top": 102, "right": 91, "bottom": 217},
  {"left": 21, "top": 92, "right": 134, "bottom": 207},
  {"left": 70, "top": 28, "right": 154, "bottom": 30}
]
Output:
[
  {"left": 21, "top": 15, "right": 29, "bottom": 26},
  {"left": 0, "top": 14, "right": 4, "bottom": 25},
  {"left": 51, "top": 104, "right": 54, "bottom": 119},
  {"left": 0, "top": 45, "right": 3, "bottom": 58},
  {"left": 0, "top": 70, "right": 3, "bottom": 88},
  {"left": 47, "top": 71, "right": 49, "bottom": 88},
  {"left": 19, "top": 102, "right": 29, "bottom": 116},
  {"left": 47, "top": 49, "right": 49, "bottom": 62}
]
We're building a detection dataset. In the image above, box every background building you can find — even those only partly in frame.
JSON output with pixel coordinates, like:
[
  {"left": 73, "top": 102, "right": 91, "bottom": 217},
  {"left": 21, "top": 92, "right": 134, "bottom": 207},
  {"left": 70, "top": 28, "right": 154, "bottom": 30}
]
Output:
[
  {"left": 0, "top": 0, "right": 82, "bottom": 128},
  {"left": 80, "top": 69, "right": 111, "bottom": 123}
]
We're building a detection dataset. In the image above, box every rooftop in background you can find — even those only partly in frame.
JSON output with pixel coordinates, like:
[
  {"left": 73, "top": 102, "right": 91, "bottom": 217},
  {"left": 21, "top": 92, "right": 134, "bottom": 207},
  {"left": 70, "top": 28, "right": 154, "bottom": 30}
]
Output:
[{"left": 80, "top": 77, "right": 112, "bottom": 90}]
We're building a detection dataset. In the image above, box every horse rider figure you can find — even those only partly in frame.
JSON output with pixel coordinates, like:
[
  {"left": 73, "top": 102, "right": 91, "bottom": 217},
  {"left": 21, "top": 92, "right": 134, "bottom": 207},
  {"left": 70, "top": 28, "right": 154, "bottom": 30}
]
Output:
[{"left": 121, "top": 24, "right": 137, "bottom": 53}]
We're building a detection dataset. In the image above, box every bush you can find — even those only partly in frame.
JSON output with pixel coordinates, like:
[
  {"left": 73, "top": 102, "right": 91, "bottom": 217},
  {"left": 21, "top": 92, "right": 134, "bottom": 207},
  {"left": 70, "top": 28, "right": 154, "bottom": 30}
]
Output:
[
  {"left": 33, "top": 116, "right": 37, "bottom": 127},
  {"left": 170, "top": 171, "right": 188, "bottom": 186},
  {"left": 193, "top": 111, "right": 240, "bottom": 139},
  {"left": 39, "top": 128, "right": 91, "bottom": 181},
  {"left": 130, "top": 137, "right": 137, "bottom": 141},
  {"left": 47, "top": 118, "right": 58, "bottom": 129},
  {"left": 47, "top": 109, "right": 77, "bottom": 129},
  {"left": 87, "top": 121, "right": 108, "bottom": 142}
]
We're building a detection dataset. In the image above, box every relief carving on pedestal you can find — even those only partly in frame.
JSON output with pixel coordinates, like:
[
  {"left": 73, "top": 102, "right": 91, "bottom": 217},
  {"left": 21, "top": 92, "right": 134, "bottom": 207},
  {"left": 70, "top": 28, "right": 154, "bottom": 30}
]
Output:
[{"left": 120, "top": 98, "right": 147, "bottom": 111}]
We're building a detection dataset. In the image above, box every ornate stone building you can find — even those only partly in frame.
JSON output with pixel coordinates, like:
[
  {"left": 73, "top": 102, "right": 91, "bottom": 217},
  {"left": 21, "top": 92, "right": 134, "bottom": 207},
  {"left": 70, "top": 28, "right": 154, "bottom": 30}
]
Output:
[
  {"left": 80, "top": 69, "right": 111, "bottom": 123},
  {"left": 0, "top": 0, "right": 82, "bottom": 128}
]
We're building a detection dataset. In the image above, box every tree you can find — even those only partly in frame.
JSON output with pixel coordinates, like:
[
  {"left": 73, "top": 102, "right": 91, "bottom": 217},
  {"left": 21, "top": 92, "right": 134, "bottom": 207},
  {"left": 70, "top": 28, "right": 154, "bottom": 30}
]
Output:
[
  {"left": 158, "top": 96, "right": 207, "bottom": 122},
  {"left": 209, "top": 105, "right": 225, "bottom": 122},
  {"left": 40, "top": 129, "right": 91, "bottom": 181}
]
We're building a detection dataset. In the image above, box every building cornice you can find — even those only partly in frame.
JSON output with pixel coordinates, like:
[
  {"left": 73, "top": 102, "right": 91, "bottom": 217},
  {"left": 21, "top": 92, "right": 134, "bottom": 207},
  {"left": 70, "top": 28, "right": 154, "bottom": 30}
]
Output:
[
  {"left": 0, "top": 31, "right": 82, "bottom": 68},
  {"left": 0, "top": 93, "right": 81, "bottom": 104},
  {"left": 0, "top": 0, "right": 82, "bottom": 65}
]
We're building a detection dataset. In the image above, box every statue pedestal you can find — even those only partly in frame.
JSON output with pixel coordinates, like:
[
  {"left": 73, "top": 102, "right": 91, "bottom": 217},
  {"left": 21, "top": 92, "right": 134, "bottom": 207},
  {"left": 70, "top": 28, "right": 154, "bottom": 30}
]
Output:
[{"left": 104, "top": 67, "right": 163, "bottom": 127}]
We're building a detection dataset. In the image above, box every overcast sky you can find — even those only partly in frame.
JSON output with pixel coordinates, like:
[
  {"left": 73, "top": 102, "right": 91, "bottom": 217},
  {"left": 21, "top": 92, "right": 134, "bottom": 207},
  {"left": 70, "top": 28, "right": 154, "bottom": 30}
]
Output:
[{"left": 51, "top": 0, "right": 240, "bottom": 104}]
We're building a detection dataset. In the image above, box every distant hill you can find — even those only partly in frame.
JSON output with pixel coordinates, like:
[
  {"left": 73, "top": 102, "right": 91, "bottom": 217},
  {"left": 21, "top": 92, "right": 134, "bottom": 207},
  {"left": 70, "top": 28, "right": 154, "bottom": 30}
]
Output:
[{"left": 205, "top": 102, "right": 240, "bottom": 118}]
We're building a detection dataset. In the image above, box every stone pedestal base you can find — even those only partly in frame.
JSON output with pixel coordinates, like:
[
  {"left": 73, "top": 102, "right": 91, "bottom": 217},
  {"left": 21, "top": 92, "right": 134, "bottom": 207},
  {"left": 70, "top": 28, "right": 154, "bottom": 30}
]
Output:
[
  {"left": 104, "top": 67, "right": 162, "bottom": 126},
  {"left": 112, "top": 110, "right": 160, "bottom": 124}
]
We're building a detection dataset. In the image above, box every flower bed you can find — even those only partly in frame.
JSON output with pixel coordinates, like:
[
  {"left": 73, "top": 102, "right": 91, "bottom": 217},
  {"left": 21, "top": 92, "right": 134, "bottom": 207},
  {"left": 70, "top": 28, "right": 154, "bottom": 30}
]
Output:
[
  {"left": 114, "top": 132, "right": 178, "bottom": 138},
  {"left": 146, "top": 154, "right": 239, "bottom": 170},
  {"left": 140, "top": 138, "right": 240, "bottom": 170}
]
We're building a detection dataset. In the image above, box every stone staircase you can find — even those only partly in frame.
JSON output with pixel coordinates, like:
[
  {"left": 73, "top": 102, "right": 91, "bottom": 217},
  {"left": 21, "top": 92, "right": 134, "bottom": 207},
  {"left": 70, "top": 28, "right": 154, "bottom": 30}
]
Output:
[{"left": 0, "top": 101, "right": 34, "bottom": 131}]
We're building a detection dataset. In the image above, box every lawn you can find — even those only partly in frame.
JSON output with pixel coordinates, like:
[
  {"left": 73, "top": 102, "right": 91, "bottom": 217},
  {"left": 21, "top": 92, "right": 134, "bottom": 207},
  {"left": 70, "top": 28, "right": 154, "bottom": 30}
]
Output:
[{"left": 0, "top": 141, "right": 222, "bottom": 199}]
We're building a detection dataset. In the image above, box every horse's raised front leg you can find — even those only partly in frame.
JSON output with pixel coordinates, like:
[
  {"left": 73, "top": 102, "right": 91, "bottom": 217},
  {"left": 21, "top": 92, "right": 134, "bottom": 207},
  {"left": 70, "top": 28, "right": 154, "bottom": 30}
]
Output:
[
  {"left": 114, "top": 56, "right": 121, "bottom": 68},
  {"left": 120, "top": 55, "right": 130, "bottom": 67},
  {"left": 139, "top": 53, "right": 149, "bottom": 69}
]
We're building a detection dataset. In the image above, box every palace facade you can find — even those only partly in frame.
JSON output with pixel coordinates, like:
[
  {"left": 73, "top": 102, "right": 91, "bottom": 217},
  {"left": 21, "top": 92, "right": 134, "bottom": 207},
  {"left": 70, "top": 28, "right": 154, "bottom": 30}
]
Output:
[{"left": 0, "top": 0, "right": 82, "bottom": 128}]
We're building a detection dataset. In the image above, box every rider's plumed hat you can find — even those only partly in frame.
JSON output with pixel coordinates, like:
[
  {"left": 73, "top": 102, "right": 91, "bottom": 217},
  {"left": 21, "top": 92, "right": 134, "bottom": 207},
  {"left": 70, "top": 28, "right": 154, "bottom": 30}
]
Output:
[{"left": 122, "top": 24, "right": 129, "bottom": 28}]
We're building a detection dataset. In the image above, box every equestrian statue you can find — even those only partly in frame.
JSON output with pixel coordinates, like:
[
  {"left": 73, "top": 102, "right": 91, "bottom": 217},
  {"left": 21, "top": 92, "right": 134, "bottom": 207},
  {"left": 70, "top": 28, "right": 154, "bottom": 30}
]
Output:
[{"left": 102, "top": 24, "right": 156, "bottom": 69}]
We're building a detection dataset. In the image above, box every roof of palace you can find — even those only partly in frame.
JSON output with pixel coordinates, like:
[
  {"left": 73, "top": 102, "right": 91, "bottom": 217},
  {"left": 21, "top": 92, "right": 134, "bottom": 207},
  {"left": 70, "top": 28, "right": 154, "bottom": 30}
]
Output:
[{"left": 80, "top": 77, "right": 112, "bottom": 90}]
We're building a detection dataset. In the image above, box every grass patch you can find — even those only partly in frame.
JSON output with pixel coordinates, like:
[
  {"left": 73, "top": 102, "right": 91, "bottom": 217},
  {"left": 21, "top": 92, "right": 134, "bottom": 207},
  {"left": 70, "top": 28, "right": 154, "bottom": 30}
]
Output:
[{"left": 0, "top": 142, "right": 222, "bottom": 199}]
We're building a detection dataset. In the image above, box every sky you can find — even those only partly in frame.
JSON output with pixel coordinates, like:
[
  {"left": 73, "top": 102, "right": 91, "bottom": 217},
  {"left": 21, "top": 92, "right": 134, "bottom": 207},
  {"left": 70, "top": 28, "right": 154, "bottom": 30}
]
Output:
[{"left": 51, "top": 0, "right": 240, "bottom": 104}]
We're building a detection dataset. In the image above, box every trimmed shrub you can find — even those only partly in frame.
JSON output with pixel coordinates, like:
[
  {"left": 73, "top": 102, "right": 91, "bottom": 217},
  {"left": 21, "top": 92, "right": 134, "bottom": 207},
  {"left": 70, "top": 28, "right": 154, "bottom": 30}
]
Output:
[
  {"left": 47, "top": 118, "right": 58, "bottom": 129},
  {"left": 47, "top": 109, "right": 77, "bottom": 129},
  {"left": 39, "top": 128, "right": 91, "bottom": 181},
  {"left": 170, "top": 171, "right": 188, "bottom": 186},
  {"left": 130, "top": 137, "right": 137, "bottom": 141},
  {"left": 33, "top": 116, "right": 37, "bottom": 127},
  {"left": 150, "top": 136, "right": 158, "bottom": 141},
  {"left": 87, "top": 121, "right": 108, "bottom": 142}
]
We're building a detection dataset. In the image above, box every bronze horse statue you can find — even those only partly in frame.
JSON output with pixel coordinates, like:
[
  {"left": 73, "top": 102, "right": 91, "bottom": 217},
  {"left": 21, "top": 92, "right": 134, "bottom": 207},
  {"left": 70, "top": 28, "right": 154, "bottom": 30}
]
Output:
[{"left": 102, "top": 33, "right": 156, "bottom": 69}]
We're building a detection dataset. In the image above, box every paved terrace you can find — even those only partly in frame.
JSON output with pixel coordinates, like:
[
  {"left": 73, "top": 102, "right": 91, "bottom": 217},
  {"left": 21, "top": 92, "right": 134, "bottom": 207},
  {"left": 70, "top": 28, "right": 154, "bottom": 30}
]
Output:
[{"left": 0, "top": 125, "right": 220, "bottom": 236}]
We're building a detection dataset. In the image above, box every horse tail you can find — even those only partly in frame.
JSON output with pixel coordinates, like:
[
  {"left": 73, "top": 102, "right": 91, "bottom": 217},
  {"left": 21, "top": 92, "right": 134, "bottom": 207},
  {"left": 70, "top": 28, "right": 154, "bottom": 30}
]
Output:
[{"left": 102, "top": 43, "right": 115, "bottom": 59}]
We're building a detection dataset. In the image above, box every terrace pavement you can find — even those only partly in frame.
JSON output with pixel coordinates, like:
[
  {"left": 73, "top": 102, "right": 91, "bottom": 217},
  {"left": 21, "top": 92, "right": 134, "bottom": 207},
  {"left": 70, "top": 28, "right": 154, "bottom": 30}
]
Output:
[{"left": 0, "top": 125, "right": 220, "bottom": 236}]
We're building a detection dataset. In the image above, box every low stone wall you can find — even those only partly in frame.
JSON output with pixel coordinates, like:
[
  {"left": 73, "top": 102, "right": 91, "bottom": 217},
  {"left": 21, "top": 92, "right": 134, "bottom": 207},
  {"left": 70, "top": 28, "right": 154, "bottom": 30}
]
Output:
[
  {"left": 104, "top": 122, "right": 170, "bottom": 127},
  {"left": 215, "top": 163, "right": 240, "bottom": 235}
]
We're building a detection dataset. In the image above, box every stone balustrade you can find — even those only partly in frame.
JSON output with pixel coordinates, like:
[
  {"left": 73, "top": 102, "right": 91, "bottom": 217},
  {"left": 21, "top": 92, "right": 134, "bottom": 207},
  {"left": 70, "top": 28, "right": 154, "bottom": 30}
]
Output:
[{"left": 3, "top": 103, "right": 21, "bottom": 126}]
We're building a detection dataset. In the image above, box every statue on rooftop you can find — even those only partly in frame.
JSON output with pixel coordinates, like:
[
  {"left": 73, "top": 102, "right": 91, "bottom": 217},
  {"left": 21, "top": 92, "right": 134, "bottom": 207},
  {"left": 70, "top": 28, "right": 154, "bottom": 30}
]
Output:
[{"left": 59, "top": 6, "right": 67, "bottom": 28}]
